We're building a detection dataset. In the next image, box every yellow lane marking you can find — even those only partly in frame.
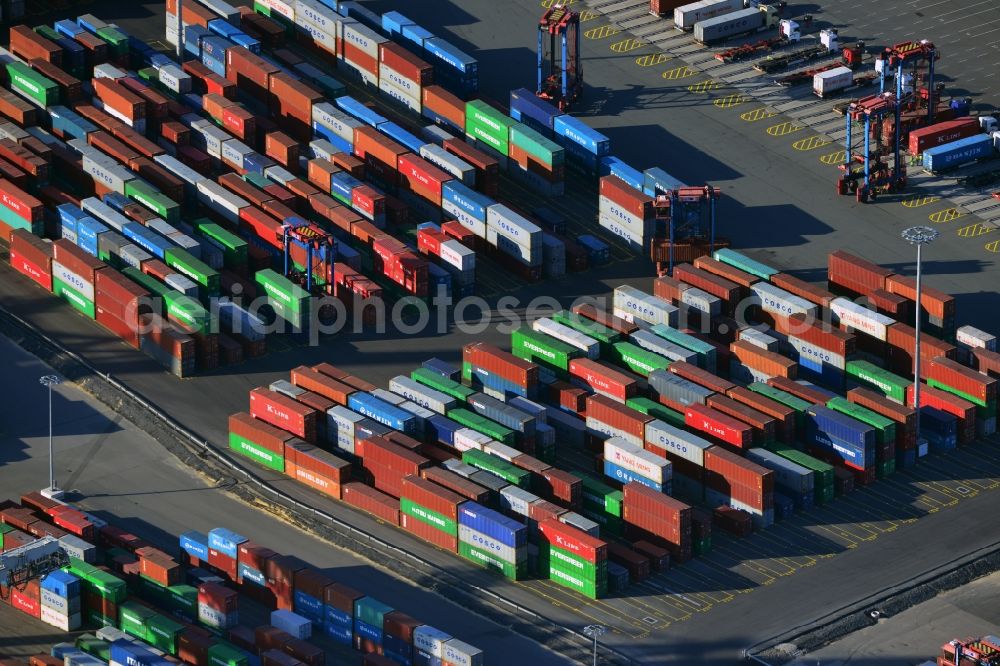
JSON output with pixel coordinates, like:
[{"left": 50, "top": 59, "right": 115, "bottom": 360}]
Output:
[
  {"left": 662, "top": 65, "right": 698, "bottom": 80},
  {"left": 901, "top": 194, "right": 941, "bottom": 208},
  {"left": 957, "top": 222, "right": 995, "bottom": 238},
  {"left": 819, "top": 150, "right": 847, "bottom": 165},
  {"left": 579, "top": 8, "right": 598, "bottom": 21},
  {"left": 584, "top": 24, "right": 621, "bottom": 39},
  {"left": 928, "top": 207, "right": 963, "bottom": 224},
  {"left": 792, "top": 136, "right": 833, "bottom": 151},
  {"left": 687, "top": 79, "right": 719, "bottom": 93},
  {"left": 636, "top": 52, "right": 670, "bottom": 67},
  {"left": 610, "top": 37, "right": 644, "bottom": 53},
  {"left": 740, "top": 107, "right": 777, "bottom": 122},
  {"left": 986, "top": 239, "right": 1000, "bottom": 253},
  {"left": 766, "top": 121, "right": 804, "bottom": 136},
  {"left": 541, "top": 0, "right": 578, "bottom": 6},
  {"left": 713, "top": 93, "right": 745, "bottom": 108}
]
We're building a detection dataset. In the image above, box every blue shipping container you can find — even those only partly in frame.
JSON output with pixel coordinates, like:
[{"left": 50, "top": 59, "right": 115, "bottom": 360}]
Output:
[
  {"left": 642, "top": 167, "right": 685, "bottom": 197},
  {"left": 442, "top": 181, "right": 492, "bottom": 222},
  {"left": 600, "top": 156, "right": 644, "bottom": 192},
  {"left": 401, "top": 24, "right": 434, "bottom": 50},
  {"left": 923, "top": 134, "right": 993, "bottom": 172},
  {"left": 382, "top": 11, "right": 415, "bottom": 36},
  {"left": 207, "top": 527, "right": 246, "bottom": 559},
  {"left": 122, "top": 222, "right": 173, "bottom": 259},
  {"left": 422, "top": 357, "right": 460, "bottom": 380},
  {"left": 325, "top": 604, "right": 351, "bottom": 628},
  {"left": 509, "top": 88, "right": 562, "bottom": 132},
  {"left": 806, "top": 405, "right": 876, "bottom": 449},
  {"left": 805, "top": 422, "right": 869, "bottom": 470},
  {"left": 41, "top": 570, "right": 80, "bottom": 597},
  {"left": 422, "top": 105, "right": 463, "bottom": 134},
  {"left": 231, "top": 33, "right": 262, "bottom": 54},
  {"left": 335, "top": 96, "right": 388, "bottom": 128},
  {"left": 423, "top": 37, "right": 477, "bottom": 76},
  {"left": 184, "top": 25, "right": 210, "bottom": 58},
  {"left": 426, "top": 414, "right": 461, "bottom": 446},
  {"left": 604, "top": 459, "right": 664, "bottom": 492},
  {"left": 348, "top": 393, "right": 418, "bottom": 434},
  {"left": 109, "top": 640, "right": 172, "bottom": 666},
  {"left": 377, "top": 121, "right": 425, "bottom": 153},
  {"left": 76, "top": 218, "right": 109, "bottom": 257},
  {"left": 238, "top": 563, "right": 265, "bottom": 587},
  {"left": 553, "top": 115, "right": 610, "bottom": 156},
  {"left": 354, "top": 619, "right": 384, "bottom": 644},
  {"left": 293, "top": 590, "right": 324, "bottom": 623},
  {"left": 55, "top": 19, "right": 85, "bottom": 38},
  {"left": 458, "top": 502, "right": 527, "bottom": 548},
  {"left": 49, "top": 106, "right": 97, "bottom": 141}
]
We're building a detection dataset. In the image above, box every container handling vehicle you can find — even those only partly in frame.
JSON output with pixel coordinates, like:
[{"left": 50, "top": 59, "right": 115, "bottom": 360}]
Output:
[
  {"left": 537, "top": 4, "right": 582, "bottom": 111},
  {"left": 754, "top": 27, "right": 843, "bottom": 74},
  {"left": 774, "top": 40, "right": 866, "bottom": 87}
]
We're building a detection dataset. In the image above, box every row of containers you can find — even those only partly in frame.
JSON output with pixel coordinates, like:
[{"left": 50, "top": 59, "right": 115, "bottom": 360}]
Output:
[
  {"left": 222, "top": 252, "right": 998, "bottom": 593},
  {"left": 0, "top": 493, "right": 484, "bottom": 666}
]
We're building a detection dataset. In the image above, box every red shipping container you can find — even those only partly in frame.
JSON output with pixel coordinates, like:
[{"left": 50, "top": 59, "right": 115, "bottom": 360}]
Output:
[
  {"left": 884, "top": 274, "right": 956, "bottom": 321},
  {"left": 400, "top": 513, "right": 457, "bottom": 551},
  {"left": 400, "top": 475, "right": 465, "bottom": 518},
  {"left": 674, "top": 263, "right": 742, "bottom": 303},
  {"left": 607, "top": 542, "right": 651, "bottom": 581},
  {"left": 342, "top": 482, "right": 400, "bottom": 525},
  {"left": 706, "top": 394, "right": 776, "bottom": 443},
  {"left": 704, "top": 446, "right": 773, "bottom": 493},
  {"left": 571, "top": 302, "right": 638, "bottom": 335},
  {"left": 379, "top": 42, "right": 434, "bottom": 85},
  {"left": 9, "top": 248, "right": 52, "bottom": 291},
  {"left": 30, "top": 59, "right": 82, "bottom": 103},
  {"left": 441, "top": 139, "right": 499, "bottom": 196},
  {"left": 359, "top": 437, "right": 430, "bottom": 476},
  {"left": 599, "top": 176, "right": 652, "bottom": 220},
  {"left": 570, "top": 359, "right": 639, "bottom": 402},
  {"left": 886, "top": 322, "right": 956, "bottom": 375},
  {"left": 667, "top": 361, "right": 733, "bottom": 395},
  {"left": 464, "top": 342, "right": 539, "bottom": 388},
  {"left": 693, "top": 255, "right": 758, "bottom": 288},
  {"left": 353, "top": 126, "right": 408, "bottom": 172},
  {"left": 417, "top": 227, "right": 446, "bottom": 257},
  {"left": 420, "top": 468, "right": 490, "bottom": 504},
  {"left": 229, "top": 412, "right": 293, "bottom": 455},
  {"left": 422, "top": 86, "right": 465, "bottom": 130},
  {"left": 95, "top": 268, "right": 149, "bottom": 317},
  {"left": 828, "top": 250, "right": 892, "bottom": 294},
  {"left": 775, "top": 313, "right": 855, "bottom": 357},
  {"left": 11, "top": 583, "right": 41, "bottom": 618},
  {"left": 908, "top": 118, "right": 980, "bottom": 154},
  {"left": 398, "top": 153, "right": 452, "bottom": 203},
  {"left": 10, "top": 26, "right": 62, "bottom": 66},
  {"left": 198, "top": 581, "right": 238, "bottom": 613},
  {"left": 767, "top": 376, "right": 830, "bottom": 406},
  {"left": 622, "top": 482, "right": 691, "bottom": 529},
  {"left": 727, "top": 386, "right": 796, "bottom": 443},
  {"left": 538, "top": 518, "right": 607, "bottom": 563},
  {"left": 179, "top": 630, "right": 215, "bottom": 666},
  {"left": 249, "top": 387, "right": 318, "bottom": 441},
  {"left": 847, "top": 387, "right": 917, "bottom": 433},
  {"left": 206, "top": 548, "right": 239, "bottom": 580},
  {"left": 973, "top": 349, "right": 1000, "bottom": 380},
  {"left": 290, "top": 366, "right": 354, "bottom": 404},
  {"left": 906, "top": 383, "right": 976, "bottom": 442},
  {"left": 226, "top": 47, "right": 279, "bottom": 101},
  {"left": 139, "top": 552, "right": 182, "bottom": 587},
  {"left": 924, "top": 356, "right": 997, "bottom": 404},
  {"left": 92, "top": 78, "right": 146, "bottom": 122},
  {"left": 730, "top": 340, "right": 797, "bottom": 379},
  {"left": 527, "top": 499, "right": 565, "bottom": 524},
  {"left": 685, "top": 403, "right": 753, "bottom": 448},
  {"left": 586, "top": 394, "right": 652, "bottom": 441},
  {"left": 53, "top": 238, "right": 105, "bottom": 282},
  {"left": 238, "top": 541, "right": 277, "bottom": 575},
  {"left": 352, "top": 185, "right": 385, "bottom": 220},
  {"left": 166, "top": 0, "right": 215, "bottom": 25},
  {"left": 95, "top": 306, "right": 140, "bottom": 348},
  {"left": 0, "top": 178, "right": 44, "bottom": 224},
  {"left": 269, "top": 73, "right": 322, "bottom": 126}
]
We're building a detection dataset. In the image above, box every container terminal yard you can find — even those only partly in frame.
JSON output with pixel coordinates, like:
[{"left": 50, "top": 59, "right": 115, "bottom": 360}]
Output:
[{"left": 0, "top": 0, "right": 999, "bottom": 665}]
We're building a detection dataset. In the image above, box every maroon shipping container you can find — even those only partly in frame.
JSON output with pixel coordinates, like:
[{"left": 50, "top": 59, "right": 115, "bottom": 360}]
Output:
[
  {"left": 632, "top": 540, "right": 670, "bottom": 571},
  {"left": 325, "top": 582, "right": 363, "bottom": 616},
  {"left": 95, "top": 306, "right": 140, "bottom": 348},
  {"left": 464, "top": 342, "right": 539, "bottom": 388},
  {"left": 261, "top": 647, "right": 300, "bottom": 666},
  {"left": 268, "top": 73, "right": 323, "bottom": 138},
  {"left": 527, "top": 499, "right": 565, "bottom": 524},
  {"left": 178, "top": 629, "right": 214, "bottom": 666},
  {"left": 828, "top": 251, "right": 892, "bottom": 294},
  {"left": 0, "top": 89, "right": 40, "bottom": 127},
  {"left": 768, "top": 273, "right": 836, "bottom": 308},
  {"left": 92, "top": 78, "right": 146, "bottom": 123},
  {"left": 400, "top": 513, "right": 457, "bottom": 551},
  {"left": 441, "top": 138, "right": 498, "bottom": 196},
  {"left": 420, "top": 467, "right": 491, "bottom": 504},
  {"left": 548, "top": 380, "right": 588, "bottom": 413},
  {"left": 704, "top": 446, "right": 773, "bottom": 493},
  {"left": 884, "top": 274, "right": 955, "bottom": 320},
  {"left": 538, "top": 518, "right": 607, "bottom": 563},
  {"left": 52, "top": 238, "right": 105, "bottom": 282},
  {"left": 908, "top": 117, "right": 981, "bottom": 154},
  {"left": 867, "top": 288, "right": 910, "bottom": 320},
  {"left": 95, "top": 268, "right": 149, "bottom": 318},
  {"left": 289, "top": 366, "right": 354, "bottom": 404},
  {"left": 847, "top": 387, "right": 916, "bottom": 433},
  {"left": 668, "top": 361, "right": 734, "bottom": 395},
  {"left": 207, "top": 548, "right": 238, "bottom": 580},
  {"left": 693, "top": 255, "right": 758, "bottom": 289},
  {"left": 294, "top": 390, "right": 335, "bottom": 417},
  {"left": 685, "top": 403, "right": 753, "bottom": 448},
  {"left": 537, "top": 467, "right": 582, "bottom": 507},
  {"left": 248, "top": 387, "right": 318, "bottom": 441},
  {"left": 226, "top": 47, "right": 280, "bottom": 101},
  {"left": 923, "top": 357, "right": 997, "bottom": 404},
  {"left": 586, "top": 393, "right": 652, "bottom": 441},
  {"left": 229, "top": 412, "right": 293, "bottom": 455},
  {"left": 973, "top": 349, "right": 1000, "bottom": 380},
  {"left": 281, "top": 640, "right": 322, "bottom": 666},
  {"left": 401, "top": 475, "right": 465, "bottom": 518},
  {"left": 726, "top": 386, "right": 796, "bottom": 443},
  {"left": 886, "top": 322, "right": 957, "bottom": 375},
  {"left": 706, "top": 394, "right": 776, "bottom": 444},
  {"left": 359, "top": 437, "right": 430, "bottom": 476},
  {"left": 342, "top": 483, "right": 400, "bottom": 525},
  {"left": 712, "top": 506, "right": 752, "bottom": 537},
  {"left": 599, "top": 176, "right": 653, "bottom": 220},
  {"left": 10, "top": 26, "right": 62, "bottom": 66},
  {"left": 571, "top": 302, "right": 638, "bottom": 335},
  {"left": 774, "top": 313, "right": 855, "bottom": 357},
  {"left": 238, "top": 542, "right": 277, "bottom": 577},
  {"left": 767, "top": 376, "right": 829, "bottom": 406},
  {"left": 379, "top": 42, "right": 434, "bottom": 84},
  {"left": 266, "top": 554, "right": 309, "bottom": 610},
  {"left": 730, "top": 340, "right": 797, "bottom": 379},
  {"left": 569, "top": 358, "right": 639, "bottom": 402},
  {"left": 674, "top": 263, "right": 742, "bottom": 303},
  {"left": 607, "top": 542, "right": 651, "bottom": 581},
  {"left": 30, "top": 59, "right": 82, "bottom": 103},
  {"left": 907, "top": 383, "right": 976, "bottom": 442},
  {"left": 198, "top": 582, "right": 237, "bottom": 612}
]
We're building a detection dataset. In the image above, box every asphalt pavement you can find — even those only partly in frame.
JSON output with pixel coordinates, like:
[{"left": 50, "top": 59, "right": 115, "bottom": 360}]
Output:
[{"left": 0, "top": 335, "right": 571, "bottom": 666}]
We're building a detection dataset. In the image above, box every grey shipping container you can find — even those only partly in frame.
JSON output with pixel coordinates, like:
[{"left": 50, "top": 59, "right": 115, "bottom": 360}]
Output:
[{"left": 694, "top": 7, "right": 764, "bottom": 44}]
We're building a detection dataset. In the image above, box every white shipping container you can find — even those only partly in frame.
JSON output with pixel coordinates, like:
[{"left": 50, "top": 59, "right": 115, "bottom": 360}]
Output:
[
  {"left": 309, "top": 138, "right": 340, "bottom": 162},
  {"left": 604, "top": 437, "right": 671, "bottom": 484},
  {"left": 158, "top": 64, "right": 192, "bottom": 94},
  {"left": 744, "top": 447, "right": 814, "bottom": 493},
  {"left": 294, "top": 0, "right": 339, "bottom": 33},
  {"left": 165, "top": 11, "right": 179, "bottom": 45},
  {"left": 343, "top": 21, "right": 387, "bottom": 59},
  {"left": 443, "top": 198, "right": 487, "bottom": 238},
  {"left": 442, "top": 639, "right": 484, "bottom": 666},
  {"left": 40, "top": 589, "right": 76, "bottom": 614},
  {"left": 558, "top": 512, "right": 600, "bottom": 536},
  {"left": 598, "top": 195, "right": 654, "bottom": 233},
  {"left": 0, "top": 121, "right": 29, "bottom": 142},
  {"left": 52, "top": 261, "right": 94, "bottom": 301},
  {"left": 270, "top": 610, "right": 311, "bottom": 639},
  {"left": 297, "top": 20, "right": 338, "bottom": 56},
  {"left": 190, "top": 121, "right": 229, "bottom": 159},
  {"left": 586, "top": 416, "right": 643, "bottom": 448},
  {"left": 313, "top": 102, "right": 360, "bottom": 145},
  {"left": 327, "top": 405, "right": 363, "bottom": 454},
  {"left": 199, "top": 0, "right": 240, "bottom": 23},
  {"left": 499, "top": 485, "right": 538, "bottom": 516},
  {"left": 378, "top": 62, "right": 421, "bottom": 100},
  {"left": 454, "top": 428, "right": 493, "bottom": 452},
  {"left": 532, "top": 317, "right": 600, "bottom": 359},
  {"left": 788, "top": 335, "right": 847, "bottom": 369},
  {"left": 956, "top": 325, "right": 996, "bottom": 351},
  {"left": 420, "top": 143, "right": 476, "bottom": 185},
  {"left": 831, "top": 297, "right": 894, "bottom": 341},
  {"left": 751, "top": 282, "right": 818, "bottom": 318},
  {"left": 414, "top": 626, "right": 453, "bottom": 659},
  {"left": 613, "top": 285, "right": 678, "bottom": 327},
  {"left": 120, "top": 245, "right": 151, "bottom": 270},
  {"left": 40, "top": 605, "right": 81, "bottom": 632},
  {"left": 814, "top": 66, "right": 853, "bottom": 97},
  {"left": 378, "top": 76, "right": 422, "bottom": 113},
  {"left": 487, "top": 228, "right": 541, "bottom": 266},
  {"left": 82, "top": 156, "right": 131, "bottom": 194},
  {"left": 674, "top": 0, "right": 742, "bottom": 30},
  {"left": 79, "top": 198, "right": 125, "bottom": 234},
  {"left": 631, "top": 329, "right": 699, "bottom": 364},
  {"left": 739, "top": 327, "right": 781, "bottom": 352},
  {"left": 197, "top": 181, "right": 248, "bottom": 223},
  {"left": 438, "top": 239, "right": 475, "bottom": 271},
  {"left": 644, "top": 419, "right": 713, "bottom": 466},
  {"left": 93, "top": 63, "right": 127, "bottom": 80},
  {"left": 218, "top": 301, "right": 267, "bottom": 341},
  {"left": 154, "top": 154, "right": 207, "bottom": 187},
  {"left": 164, "top": 273, "right": 199, "bottom": 298},
  {"left": 483, "top": 441, "right": 521, "bottom": 462},
  {"left": 256, "top": 0, "right": 294, "bottom": 20},
  {"left": 457, "top": 524, "right": 523, "bottom": 564},
  {"left": 680, "top": 285, "right": 721, "bottom": 316},
  {"left": 221, "top": 139, "right": 253, "bottom": 171},
  {"left": 598, "top": 212, "right": 648, "bottom": 250},
  {"left": 389, "top": 375, "right": 456, "bottom": 414},
  {"left": 486, "top": 204, "right": 542, "bottom": 249}
]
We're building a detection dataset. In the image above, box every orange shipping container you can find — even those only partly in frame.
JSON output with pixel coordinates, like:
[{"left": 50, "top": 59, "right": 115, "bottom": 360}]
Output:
[
  {"left": 422, "top": 85, "right": 465, "bottom": 130},
  {"left": 92, "top": 78, "right": 146, "bottom": 122},
  {"left": 9, "top": 26, "right": 62, "bottom": 66},
  {"left": 731, "top": 340, "right": 797, "bottom": 379}
]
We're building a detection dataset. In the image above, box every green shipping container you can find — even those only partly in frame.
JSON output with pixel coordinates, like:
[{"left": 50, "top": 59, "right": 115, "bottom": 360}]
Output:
[
  {"left": 462, "top": 361, "right": 473, "bottom": 383},
  {"left": 581, "top": 475, "right": 623, "bottom": 517},
  {"left": 165, "top": 585, "right": 198, "bottom": 616},
  {"left": 448, "top": 408, "right": 517, "bottom": 447},
  {"left": 164, "top": 290, "right": 215, "bottom": 333},
  {"left": 96, "top": 26, "right": 129, "bottom": 56},
  {"left": 229, "top": 432, "right": 285, "bottom": 472},
  {"left": 85, "top": 608, "right": 116, "bottom": 628},
  {"left": 75, "top": 635, "right": 110, "bottom": 661},
  {"left": 748, "top": 382, "right": 811, "bottom": 428},
  {"left": 927, "top": 377, "right": 988, "bottom": 408},
  {"left": 551, "top": 310, "right": 622, "bottom": 348},
  {"left": 146, "top": 614, "right": 184, "bottom": 654},
  {"left": 626, "top": 397, "right": 686, "bottom": 427},
  {"left": 610, "top": 341, "right": 672, "bottom": 377},
  {"left": 355, "top": 596, "right": 393, "bottom": 627},
  {"left": 123, "top": 267, "right": 172, "bottom": 301},
  {"left": 126, "top": 180, "right": 181, "bottom": 224},
  {"left": 764, "top": 441, "right": 835, "bottom": 505},
  {"left": 411, "top": 367, "right": 476, "bottom": 401},
  {"left": 650, "top": 324, "right": 717, "bottom": 371},
  {"left": 465, "top": 100, "right": 515, "bottom": 156},
  {"left": 461, "top": 449, "right": 531, "bottom": 488},
  {"left": 509, "top": 123, "right": 564, "bottom": 167},
  {"left": 53, "top": 276, "right": 96, "bottom": 319},
  {"left": 118, "top": 601, "right": 155, "bottom": 640},
  {"left": 401, "top": 497, "right": 458, "bottom": 535},
  {"left": 846, "top": 361, "right": 911, "bottom": 403},
  {"left": 164, "top": 247, "right": 220, "bottom": 299},
  {"left": 256, "top": 269, "right": 311, "bottom": 327},
  {"left": 196, "top": 221, "right": 249, "bottom": 268},
  {"left": 511, "top": 327, "right": 580, "bottom": 372},
  {"left": 458, "top": 540, "right": 525, "bottom": 580},
  {"left": 207, "top": 643, "right": 249, "bottom": 666},
  {"left": 545, "top": 558, "right": 606, "bottom": 598},
  {"left": 712, "top": 248, "right": 778, "bottom": 280},
  {"left": 5, "top": 62, "right": 59, "bottom": 107},
  {"left": 580, "top": 506, "right": 624, "bottom": 536},
  {"left": 539, "top": 542, "right": 606, "bottom": 579},
  {"left": 827, "top": 397, "right": 897, "bottom": 445}
]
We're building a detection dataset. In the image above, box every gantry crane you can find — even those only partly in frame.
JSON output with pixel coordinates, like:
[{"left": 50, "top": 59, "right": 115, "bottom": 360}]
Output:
[
  {"left": 537, "top": 4, "right": 582, "bottom": 111},
  {"left": 878, "top": 40, "right": 938, "bottom": 124},
  {"left": 0, "top": 537, "right": 69, "bottom": 598},
  {"left": 837, "top": 93, "right": 906, "bottom": 202},
  {"left": 282, "top": 223, "right": 336, "bottom": 294},
  {"left": 651, "top": 186, "right": 720, "bottom": 275}
]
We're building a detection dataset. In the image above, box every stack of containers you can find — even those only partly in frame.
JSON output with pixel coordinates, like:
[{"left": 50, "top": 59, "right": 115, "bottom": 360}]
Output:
[
  {"left": 53, "top": 238, "right": 106, "bottom": 319},
  {"left": 250, "top": 386, "right": 319, "bottom": 443},
  {"left": 465, "top": 100, "right": 513, "bottom": 160},
  {"left": 0, "top": 178, "right": 45, "bottom": 236},
  {"left": 378, "top": 41, "right": 432, "bottom": 113},
  {"left": 400, "top": 475, "right": 466, "bottom": 551},
  {"left": 9, "top": 230, "right": 54, "bottom": 291},
  {"left": 507, "top": 121, "right": 565, "bottom": 196},
  {"left": 774, "top": 313, "right": 855, "bottom": 389},
  {"left": 621, "top": 482, "right": 692, "bottom": 561},
  {"left": 342, "top": 20, "right": 387, "bottom": 88},
  {"left": 827, "top": 396, "right": 897, "bottom": 477},
  {"left": 586, "top": 394, "right": 652, "bottom": 449},
  {"left": 744, "top": 448, "right": 814, "bottom": 510},
  {"left": 39, "top": 570, "right": 82, "bottom": 631},
  {"left": 846, "top": 360, "right": 912, "bottom": 404},
  {"left": 552, "top": 114, "right": 610, "bottom": 176},
  {"left": 463, "top": 342, "right": 540, "bottom": 399},
  {"left": 613, "top": 285, "right": 678, "bottom": 327},
  {"left": 804, "top": 405, "right": 876, "bottom": 484},
  {"left": 255, "top": 269, "right": 312, "bottom": 332},
  {"left": 885, "top": 272, "right": 956, "bottom": 337},
  {"left": 537, "top": 518, "right": 608, "bottom": 599},
  {"left": 847, "top": 386, "right": 917, "bottom": 468},
  {"left": 207, "top": 527, "right": 247, "bottom": 583},
  {"left": 422, "top": 36, "right": 478, "bottom": 98},
  {"left": 457, "top": 502, "right": 528, "bottom": 580},
  {"left": 599, "top": 176, "right": 655, "bottom": 252},
  {"left": 486, "top": 203, "right": 542, "bottom": 273},
  {"left": 684, "top": 403, "right": 753, "bottom": 450},
  {"left": 703, "top": 446, "right": 774, "bottom": 528},
  {"left": 603, "top": 436, "right": 672, "bottom": 493},
  {"left": 923, "top": 356, "right": 998, "bottom": 435},
  {"left": 511, "top": 326, "right": 582, "bottom": 375},
  {"left": 228, "top": 412, "right": 294, "bottom": 472}
]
